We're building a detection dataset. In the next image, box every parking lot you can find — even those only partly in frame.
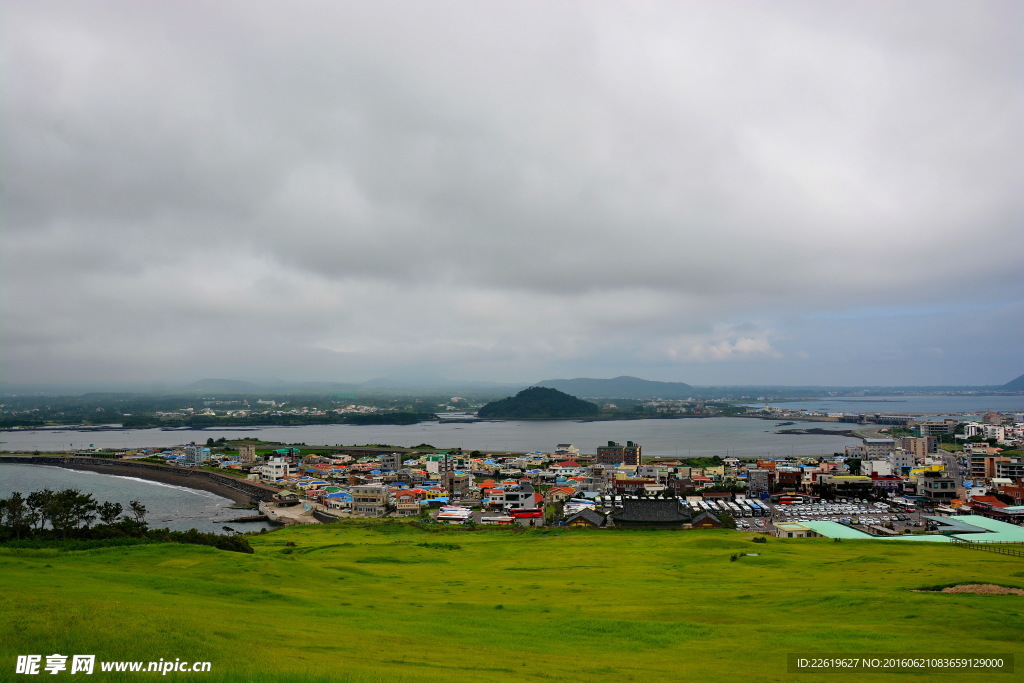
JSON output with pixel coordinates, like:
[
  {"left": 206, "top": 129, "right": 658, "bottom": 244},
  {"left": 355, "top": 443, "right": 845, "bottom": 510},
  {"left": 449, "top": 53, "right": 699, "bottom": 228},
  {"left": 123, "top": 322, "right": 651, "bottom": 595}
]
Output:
[{"left": 734, "top": 499, "right": 924, "bottom": 534}]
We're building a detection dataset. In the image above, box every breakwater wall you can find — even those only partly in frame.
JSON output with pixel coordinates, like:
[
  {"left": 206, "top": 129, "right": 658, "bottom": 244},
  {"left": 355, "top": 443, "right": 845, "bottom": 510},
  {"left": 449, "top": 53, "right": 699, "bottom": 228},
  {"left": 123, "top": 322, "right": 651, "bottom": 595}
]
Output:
[{"left": 312, "top": 509, "right": 344, "bottom": 524}]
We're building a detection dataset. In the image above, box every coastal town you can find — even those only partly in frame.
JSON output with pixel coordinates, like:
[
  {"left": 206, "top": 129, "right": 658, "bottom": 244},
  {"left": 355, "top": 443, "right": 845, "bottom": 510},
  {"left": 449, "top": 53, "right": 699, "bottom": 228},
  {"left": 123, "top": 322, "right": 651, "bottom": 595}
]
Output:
[{"left": 56, "top": 405, "right": 1023, "bottom": 545}]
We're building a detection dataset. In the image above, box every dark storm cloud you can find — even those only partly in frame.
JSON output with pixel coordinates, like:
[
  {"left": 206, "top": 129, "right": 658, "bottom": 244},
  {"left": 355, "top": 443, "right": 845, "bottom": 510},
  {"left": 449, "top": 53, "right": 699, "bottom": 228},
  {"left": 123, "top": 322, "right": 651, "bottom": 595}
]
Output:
[{"left": 3, "top": 0, "right": 1022, "bottom": 385}]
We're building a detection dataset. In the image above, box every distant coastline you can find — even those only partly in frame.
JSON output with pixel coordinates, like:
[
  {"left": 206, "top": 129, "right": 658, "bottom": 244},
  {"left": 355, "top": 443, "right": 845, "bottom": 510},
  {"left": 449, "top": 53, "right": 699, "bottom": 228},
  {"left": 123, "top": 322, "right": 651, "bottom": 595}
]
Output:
[{"left": 0, "top": 455, "right": 274, "bottom": 505}]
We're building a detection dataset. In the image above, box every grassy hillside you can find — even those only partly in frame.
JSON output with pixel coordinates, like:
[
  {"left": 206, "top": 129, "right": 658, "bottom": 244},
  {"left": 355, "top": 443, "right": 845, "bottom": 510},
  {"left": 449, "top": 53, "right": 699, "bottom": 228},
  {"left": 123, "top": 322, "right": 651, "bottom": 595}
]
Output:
[{"left": 1, "top": 523, "right": 1022, "bottom": 681}]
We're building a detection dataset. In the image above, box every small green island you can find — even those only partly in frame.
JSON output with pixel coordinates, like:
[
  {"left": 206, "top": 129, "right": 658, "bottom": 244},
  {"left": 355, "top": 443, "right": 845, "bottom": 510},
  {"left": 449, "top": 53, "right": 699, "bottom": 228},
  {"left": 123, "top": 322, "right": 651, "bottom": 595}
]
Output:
[{"left": 477, "top": 386, "right": 602, "bottom": 419}]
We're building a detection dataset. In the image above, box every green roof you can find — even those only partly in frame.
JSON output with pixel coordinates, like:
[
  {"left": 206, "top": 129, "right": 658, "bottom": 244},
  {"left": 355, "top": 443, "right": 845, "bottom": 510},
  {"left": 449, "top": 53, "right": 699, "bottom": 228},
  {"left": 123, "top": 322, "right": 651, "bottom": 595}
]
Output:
[
  {"left": 795, "top": 515, "right": 1024, "bottom": 543},
  {"left": 922, "top": 515, "right": 988, "bottom": 534},
  {"left": 947, "top": 515, "right": 1024, "bottom": 543},
  {"left": 801, "top": 521, "right": 878, "bottom": 539},
  {"left": 802, "top": 520, "right": 952, "bottom": 542}
]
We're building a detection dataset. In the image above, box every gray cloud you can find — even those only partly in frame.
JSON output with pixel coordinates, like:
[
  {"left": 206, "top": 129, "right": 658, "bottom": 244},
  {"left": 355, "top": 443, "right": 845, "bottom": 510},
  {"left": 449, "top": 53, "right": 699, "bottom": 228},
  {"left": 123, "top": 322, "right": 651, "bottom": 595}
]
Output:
[{"left": 4, "top": 0, "right": 1022, "bottom": 386}]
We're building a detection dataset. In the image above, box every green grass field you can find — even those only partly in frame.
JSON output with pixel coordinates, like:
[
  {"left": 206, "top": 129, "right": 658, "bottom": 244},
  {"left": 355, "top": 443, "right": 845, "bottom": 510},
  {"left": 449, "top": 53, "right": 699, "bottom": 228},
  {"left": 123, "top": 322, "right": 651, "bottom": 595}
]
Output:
[{"left": 2, "top": 523, "right": 1022, "bottom": 681}]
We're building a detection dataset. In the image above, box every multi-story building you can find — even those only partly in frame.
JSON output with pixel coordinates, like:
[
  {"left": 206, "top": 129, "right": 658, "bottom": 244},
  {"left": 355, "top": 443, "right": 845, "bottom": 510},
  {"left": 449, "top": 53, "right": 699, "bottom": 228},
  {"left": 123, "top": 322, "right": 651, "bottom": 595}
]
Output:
[
  {"left": 863, "top": 438, "right": 896, "bottom": 459},
  {"left": 379, "top": 452, "right": 402, "bottom": 470},
  {"left": 888, "top": 450, "right": 916, "bottom": 471},
  {"left": 595, "top": 441, "right": 642, "bottom": 466},
  {"left": 635, "top": 465, "right": 667, "bottom": 481},
  {"left": 898, "top": 437, "right": 936, "bottom": 459},
  {"left": 776, "top": 468, "right": 802, "bottom": 489},
  {"left": 917, "top": 471, "right": 957, "bottom": 503},
  {"left": 916, "top": 419, "right": 958, "bottom": 437},
  {"left": 747, "top": 469, "right": 774, "bottom": 495},
  {"left": 490, "top": 483, "right": 537, "bottom": 510},
  {"left": 351, "top": 484, "right": 389, "bottom": 517},
  {"left": 994, "top": 458, "right": 1024, "bottom": 482},
  {"left": 864, "top": 460, "right": 893, "bottom": 476},
  {"left": 260, "top": 457, "right": 293, "bottom": 481},
  {"left": 183, "top": 442, "right": 210, "bottom": 467},
  {"left": 965, "top": 423, "right": 1006, "bottom": 441},
  {"left": 393, "top": 490, "right": 421, "bottom": 517},
  {"left": 970, "top": 455, "right": 1010, "bottom": 480},
  {"left": 237, "top": 444, "right": 257, "bottom": 463}
]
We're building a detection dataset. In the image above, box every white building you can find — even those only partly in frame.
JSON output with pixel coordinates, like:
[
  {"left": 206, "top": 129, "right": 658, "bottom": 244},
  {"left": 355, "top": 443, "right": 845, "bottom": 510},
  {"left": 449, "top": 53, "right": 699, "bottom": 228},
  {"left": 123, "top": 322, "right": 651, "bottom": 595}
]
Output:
[
  {"left": 183, "top": 442, "right": 210, "bottom": 467},
  {"left": 888, "top": 450, "right": 915, "bottom": 471},
  {"left": 260, "top": 457, "right": 293, "bottom": 481}
]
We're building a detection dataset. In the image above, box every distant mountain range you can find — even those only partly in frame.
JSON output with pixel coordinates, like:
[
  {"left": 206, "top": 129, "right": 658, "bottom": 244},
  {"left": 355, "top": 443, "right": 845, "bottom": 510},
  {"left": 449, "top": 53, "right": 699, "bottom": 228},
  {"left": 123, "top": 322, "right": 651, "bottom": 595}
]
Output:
[
  {"left": 535, "top": 376, "right": 695, "bottom": 399},
  {"left": 3, "top": 371, "right": 1022, "bottom": 398}
]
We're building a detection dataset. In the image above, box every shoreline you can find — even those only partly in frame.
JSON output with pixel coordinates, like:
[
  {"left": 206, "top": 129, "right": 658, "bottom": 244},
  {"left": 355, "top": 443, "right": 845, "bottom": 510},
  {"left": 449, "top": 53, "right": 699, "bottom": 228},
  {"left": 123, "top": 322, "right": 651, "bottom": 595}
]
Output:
[{"left": 0, "top": 456, "right": 263, "bottom": 505}]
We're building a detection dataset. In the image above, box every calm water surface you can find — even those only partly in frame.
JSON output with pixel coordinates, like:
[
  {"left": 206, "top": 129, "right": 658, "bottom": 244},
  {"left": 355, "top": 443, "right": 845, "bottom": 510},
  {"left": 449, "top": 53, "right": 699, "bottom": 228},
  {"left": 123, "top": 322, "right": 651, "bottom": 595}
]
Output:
[
  {"left": 0, "top": 464, "right": 273, "bottom": 533},
  {"left": 2, "top": 417, "right": 863, "bottom": 458}
]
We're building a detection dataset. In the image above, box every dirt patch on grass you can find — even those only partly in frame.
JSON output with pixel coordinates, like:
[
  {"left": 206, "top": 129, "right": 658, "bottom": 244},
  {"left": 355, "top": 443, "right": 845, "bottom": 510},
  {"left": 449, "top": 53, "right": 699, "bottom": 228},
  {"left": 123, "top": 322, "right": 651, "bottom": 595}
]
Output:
[{"left": 915, "top": 584, "right": 1024, "bottom": 595}]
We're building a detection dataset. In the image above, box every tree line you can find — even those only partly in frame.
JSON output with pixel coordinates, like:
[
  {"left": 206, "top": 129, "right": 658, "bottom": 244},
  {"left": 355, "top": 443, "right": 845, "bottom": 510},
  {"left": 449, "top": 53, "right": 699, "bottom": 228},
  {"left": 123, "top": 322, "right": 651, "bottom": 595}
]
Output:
[{"left": 0, "top": 488, "right": 252, "bottom": 553}]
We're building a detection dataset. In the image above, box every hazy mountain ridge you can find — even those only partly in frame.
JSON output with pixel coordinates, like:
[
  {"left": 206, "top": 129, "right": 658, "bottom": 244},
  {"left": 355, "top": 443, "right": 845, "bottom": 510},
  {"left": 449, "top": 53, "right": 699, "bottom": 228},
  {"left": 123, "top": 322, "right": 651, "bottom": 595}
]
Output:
[
  {"left": 4, "top": 371, "right": 1023, "bottom": 398},
  {"left": 536, "top": 376, "right": 696, "bottom": 399}
]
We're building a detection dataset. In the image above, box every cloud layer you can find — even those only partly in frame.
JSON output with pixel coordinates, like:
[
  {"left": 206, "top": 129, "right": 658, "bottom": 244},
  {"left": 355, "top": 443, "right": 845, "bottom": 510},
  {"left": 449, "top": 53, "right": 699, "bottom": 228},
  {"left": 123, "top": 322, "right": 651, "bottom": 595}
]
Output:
[{"left": 4, "top": 1, "right": 1022, "bottom": 386}]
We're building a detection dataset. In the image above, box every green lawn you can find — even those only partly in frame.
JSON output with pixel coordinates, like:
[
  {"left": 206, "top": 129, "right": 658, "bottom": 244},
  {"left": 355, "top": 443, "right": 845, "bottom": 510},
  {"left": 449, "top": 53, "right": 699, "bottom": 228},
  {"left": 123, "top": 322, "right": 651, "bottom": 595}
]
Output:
[{"left": 2, "top": 523, "right": 1022, "bottom": 681}]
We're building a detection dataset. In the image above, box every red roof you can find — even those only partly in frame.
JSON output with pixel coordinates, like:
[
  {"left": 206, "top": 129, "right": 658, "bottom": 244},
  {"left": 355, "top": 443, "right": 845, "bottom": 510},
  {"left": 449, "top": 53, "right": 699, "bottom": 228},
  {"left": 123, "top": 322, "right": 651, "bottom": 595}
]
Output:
[
  {"left": 556, "top": 460, "right": 580, "bottom": 467},
  {"left": 970, "top": 495, "right": 1008, "bottom": 508}
]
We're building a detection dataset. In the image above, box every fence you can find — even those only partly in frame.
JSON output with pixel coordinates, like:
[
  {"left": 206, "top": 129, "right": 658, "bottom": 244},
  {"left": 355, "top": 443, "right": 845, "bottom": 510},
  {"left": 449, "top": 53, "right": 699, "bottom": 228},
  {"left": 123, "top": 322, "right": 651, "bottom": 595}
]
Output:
[{"left": 950, "top": 536, "right": 1024, "bottom": 558}]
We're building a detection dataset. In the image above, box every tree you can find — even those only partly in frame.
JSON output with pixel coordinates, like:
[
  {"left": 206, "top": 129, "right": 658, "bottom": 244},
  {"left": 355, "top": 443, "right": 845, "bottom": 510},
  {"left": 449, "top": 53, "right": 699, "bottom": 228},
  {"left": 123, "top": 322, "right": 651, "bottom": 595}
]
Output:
[
  {"left": 45, "top": 490, "right": 78, "bottom": 537},
  {"left": 98, "top": 501, "right": 123, "bottom": 526},
  {"left": 47, "top": 489, "right": 98, "bottom": 537},
  {"left": 27, "top": 489, "right": 55, "bottom": 530},
  {"left": 2, "top": 492, "right": 32, "bottom": 539},
  {"left": 129, "top": 500, "right": 148, "bottom": 525},
  {"left": 76, "top": 491, "right": 100, "bottom": 530}
]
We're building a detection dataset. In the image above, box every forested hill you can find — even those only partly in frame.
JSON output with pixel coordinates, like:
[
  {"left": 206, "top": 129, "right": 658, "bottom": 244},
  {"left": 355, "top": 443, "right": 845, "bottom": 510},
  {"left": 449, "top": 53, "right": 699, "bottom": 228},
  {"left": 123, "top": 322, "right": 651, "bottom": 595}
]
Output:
[
  {"left": 1003, "top": 373, "right": 1024, "bottom": 391},
  {"left": 477, "top": 387, "right": 601, "bottom": 419}
]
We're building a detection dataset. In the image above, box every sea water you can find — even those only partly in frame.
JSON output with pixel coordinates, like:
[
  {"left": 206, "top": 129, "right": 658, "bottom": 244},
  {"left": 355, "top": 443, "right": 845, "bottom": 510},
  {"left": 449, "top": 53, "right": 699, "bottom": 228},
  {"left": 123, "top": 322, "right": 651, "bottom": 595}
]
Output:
[{"left": 0, "top": 464, "right": 273, "bottom": 533}]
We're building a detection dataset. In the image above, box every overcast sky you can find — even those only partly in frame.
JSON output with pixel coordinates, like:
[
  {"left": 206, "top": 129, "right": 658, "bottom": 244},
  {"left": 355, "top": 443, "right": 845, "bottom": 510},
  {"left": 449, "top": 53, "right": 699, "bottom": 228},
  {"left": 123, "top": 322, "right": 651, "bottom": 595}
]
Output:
[{"left": 4, "top": 1, "right": 1022, "bottom": 388}]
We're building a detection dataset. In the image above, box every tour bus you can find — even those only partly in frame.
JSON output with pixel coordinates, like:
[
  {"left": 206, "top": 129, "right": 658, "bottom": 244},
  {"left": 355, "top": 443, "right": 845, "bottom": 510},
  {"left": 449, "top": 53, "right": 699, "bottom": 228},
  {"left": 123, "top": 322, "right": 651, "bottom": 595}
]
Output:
[
  {"left": 436, "top": 511, "right": 471, "bottom": 524},
  {"left": 508, "top": 507, "right": 544, "bottom": 519},
  {"left": 480, "top": 516, "right": 515, "bottom": 525}
]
